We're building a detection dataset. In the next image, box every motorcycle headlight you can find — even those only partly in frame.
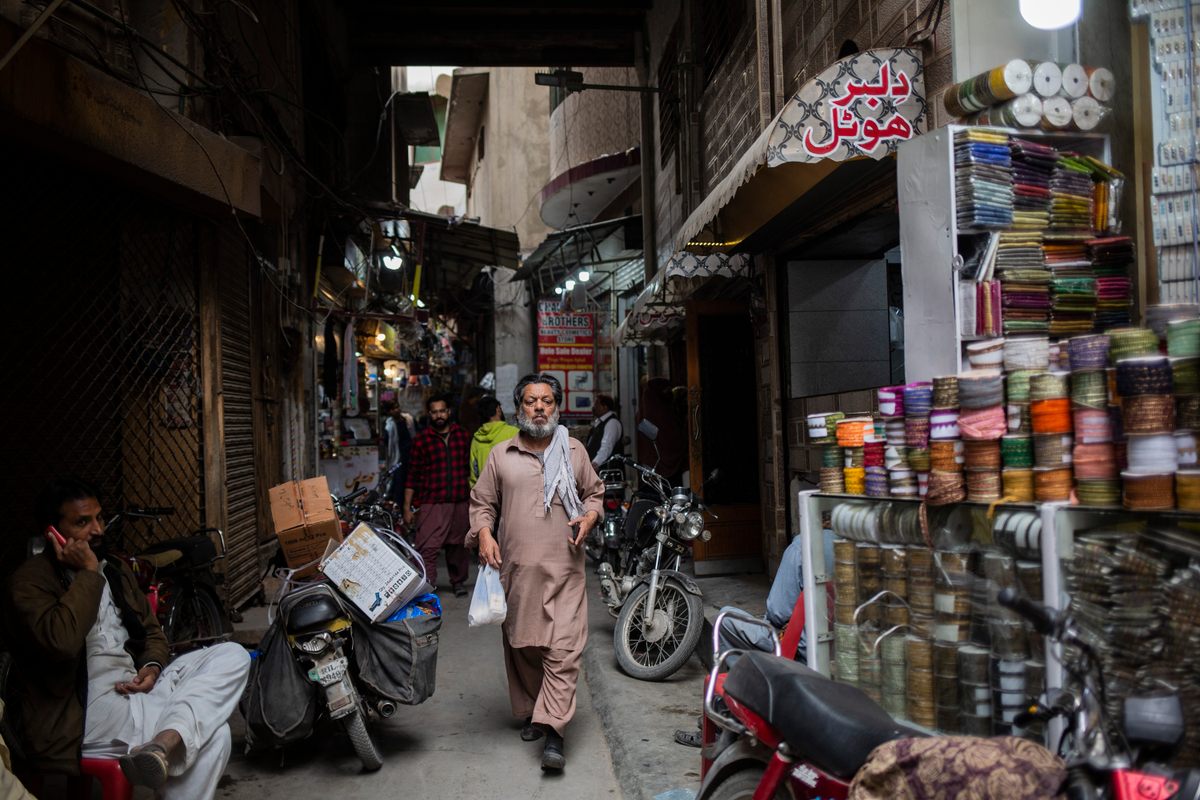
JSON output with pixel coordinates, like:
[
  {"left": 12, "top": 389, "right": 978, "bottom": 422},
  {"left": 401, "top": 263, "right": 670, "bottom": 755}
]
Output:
[
  {"left": 679, "top": 511, "right": 706, "bottom": 541},
  {"left": 298, "top": 632, "right": 333, "bottom": 656}
]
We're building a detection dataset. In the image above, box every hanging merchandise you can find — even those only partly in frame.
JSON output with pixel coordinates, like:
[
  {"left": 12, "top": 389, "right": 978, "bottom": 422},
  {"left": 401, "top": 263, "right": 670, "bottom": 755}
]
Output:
[{"left": 342, "top": 316, "right": 359, "bottom": 414}]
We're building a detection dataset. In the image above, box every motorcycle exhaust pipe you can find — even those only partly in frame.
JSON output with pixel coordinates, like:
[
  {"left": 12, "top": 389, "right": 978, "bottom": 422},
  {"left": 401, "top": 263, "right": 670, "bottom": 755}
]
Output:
[{"left": 376, "top": 700, "right": 397, "bottom": 718}]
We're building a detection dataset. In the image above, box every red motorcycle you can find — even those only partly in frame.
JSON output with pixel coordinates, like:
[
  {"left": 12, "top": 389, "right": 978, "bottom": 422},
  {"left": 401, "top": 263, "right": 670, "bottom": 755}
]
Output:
[{"left": 698, "top": 593, "right": 1200, "bottom": 800}]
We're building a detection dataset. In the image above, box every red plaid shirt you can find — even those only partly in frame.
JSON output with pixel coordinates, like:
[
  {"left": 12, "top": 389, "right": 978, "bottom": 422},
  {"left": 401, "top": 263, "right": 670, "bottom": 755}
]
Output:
[{"left": 407, "top": 423, "right": 471, "bottom": 504}]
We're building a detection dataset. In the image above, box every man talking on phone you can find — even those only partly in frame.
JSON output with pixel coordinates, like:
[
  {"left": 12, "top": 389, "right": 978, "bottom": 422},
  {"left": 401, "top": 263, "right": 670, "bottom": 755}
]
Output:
[{"left": 7, "top": 477, "right": 249, "bottom": 799}]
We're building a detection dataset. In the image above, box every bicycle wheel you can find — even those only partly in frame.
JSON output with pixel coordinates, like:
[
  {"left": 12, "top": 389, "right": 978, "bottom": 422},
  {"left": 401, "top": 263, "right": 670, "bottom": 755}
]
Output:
[{"left": 165, "top": 584, "right": 230, "bottom": 651}]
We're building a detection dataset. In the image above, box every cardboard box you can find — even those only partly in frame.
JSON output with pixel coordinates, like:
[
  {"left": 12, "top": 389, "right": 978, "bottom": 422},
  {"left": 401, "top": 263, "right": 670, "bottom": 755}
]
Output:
[
  {"left": 268, "top": 477, "right": 343, "bottom": 577},
  {"left": 320, "top": 522, "right": 427, "bottom": 622}
]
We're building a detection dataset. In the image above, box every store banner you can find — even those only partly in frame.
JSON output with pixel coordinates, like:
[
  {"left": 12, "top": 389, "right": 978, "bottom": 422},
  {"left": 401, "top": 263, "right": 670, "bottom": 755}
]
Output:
[
  {"left": 768, "top": 48, "right": 928, "bottom": 165},
  {"left": 537, "top": 301, "right": 595, "bottom": 416}
]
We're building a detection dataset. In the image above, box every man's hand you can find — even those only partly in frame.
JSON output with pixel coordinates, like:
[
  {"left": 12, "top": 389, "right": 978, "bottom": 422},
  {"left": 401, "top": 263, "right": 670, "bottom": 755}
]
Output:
[
  {"left": 116, "top": 664, "right": 160, "bottom": 695},
  {"left": 402, "top": 505, "right": 415, "bottom": 527},
  {"left": 49, "top": 534, "right": 99, "bottom": 573},
  {"left": 478, "top": 529, "right": 501, "bottom": 569},
  {"left": 568, "top": 510, "right": 600, "bottom": 547}
]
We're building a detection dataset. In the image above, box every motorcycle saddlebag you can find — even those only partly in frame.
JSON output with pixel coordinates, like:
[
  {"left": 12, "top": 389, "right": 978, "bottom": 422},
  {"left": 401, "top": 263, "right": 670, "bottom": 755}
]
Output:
[
  {"left": 351, "top": 611, "right": 441, "bottom": 706},
  {"left": 240, "top": 619, "right": 320, "bottom": 748}
]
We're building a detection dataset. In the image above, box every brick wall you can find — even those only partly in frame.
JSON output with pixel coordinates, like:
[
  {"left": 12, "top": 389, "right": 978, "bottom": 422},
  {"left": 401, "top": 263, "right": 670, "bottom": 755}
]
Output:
[
  {"left": 781, "top": 0, "right": 956, "bottom": 130},
  {"left": 699, "top": 18, "right": 761, "bottom": 195}
]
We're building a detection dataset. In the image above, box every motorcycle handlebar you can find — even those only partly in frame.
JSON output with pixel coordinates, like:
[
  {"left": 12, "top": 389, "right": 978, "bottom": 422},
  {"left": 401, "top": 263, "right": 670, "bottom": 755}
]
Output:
[
  {"left": 340, "top": 486, "right": 370, "bottom": 504},
  {"left": 997, "top": 588, "right": 1059, "bottom": 637}
]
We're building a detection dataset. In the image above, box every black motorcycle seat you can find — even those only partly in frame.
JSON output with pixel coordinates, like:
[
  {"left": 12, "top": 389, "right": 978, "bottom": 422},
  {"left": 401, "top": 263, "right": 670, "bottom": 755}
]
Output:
[
  {"left": 723, "top": 651, "right": 922, "bottom": 779},
  {"left": 285, "top": 593, "right": 345, "bottom": 635},
  {"left": 140, "top": 535, "right": 217, "bottom": 571}
]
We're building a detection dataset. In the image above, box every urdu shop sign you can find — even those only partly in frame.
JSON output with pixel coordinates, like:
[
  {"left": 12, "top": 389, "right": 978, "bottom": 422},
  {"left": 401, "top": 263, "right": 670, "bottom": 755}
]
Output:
[{"left": 768, "top": 48, "right": 928, "bottom": 165}]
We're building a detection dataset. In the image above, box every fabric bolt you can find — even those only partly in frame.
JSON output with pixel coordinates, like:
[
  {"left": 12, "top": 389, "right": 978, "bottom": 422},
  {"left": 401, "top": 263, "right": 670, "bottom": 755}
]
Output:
[
  {"left": 1176, "top": 431, "right": 1198, "bottom": 466},
  {"left": 966, "top": 470, "right": 1002, "bottom": 501},
  {"left": 414, "top": 501, "right": 471, "bottom": 588}
]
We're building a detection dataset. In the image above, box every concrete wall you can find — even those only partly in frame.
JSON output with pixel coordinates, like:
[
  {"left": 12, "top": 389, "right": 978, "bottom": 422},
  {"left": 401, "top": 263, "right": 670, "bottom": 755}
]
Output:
[{"left": 548, "top": 67, "right": 641, "bottom": 177}]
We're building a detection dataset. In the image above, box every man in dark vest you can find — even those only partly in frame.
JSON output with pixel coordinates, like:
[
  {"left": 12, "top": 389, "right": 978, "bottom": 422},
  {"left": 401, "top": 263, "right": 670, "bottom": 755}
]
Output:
[{"left": 586, "top": 394, "right": 624, "bottom": 469}]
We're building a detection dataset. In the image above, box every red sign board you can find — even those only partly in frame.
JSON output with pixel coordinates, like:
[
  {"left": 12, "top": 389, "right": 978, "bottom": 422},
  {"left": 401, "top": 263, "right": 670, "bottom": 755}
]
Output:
[{"left": 537, "top": 303, "right": 595, "bottom": 417}]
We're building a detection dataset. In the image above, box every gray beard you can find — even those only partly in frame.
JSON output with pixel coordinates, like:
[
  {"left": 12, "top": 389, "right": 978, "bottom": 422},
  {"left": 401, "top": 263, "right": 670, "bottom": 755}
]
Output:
[{"left": 517, "top": 408, "right": 559, "bottom": 439}]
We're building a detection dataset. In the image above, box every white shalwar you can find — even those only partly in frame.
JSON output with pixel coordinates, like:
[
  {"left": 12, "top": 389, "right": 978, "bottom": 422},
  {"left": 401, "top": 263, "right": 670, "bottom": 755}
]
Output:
[{"left": 81, "top": 576, "right": 250, "bottom": 800}]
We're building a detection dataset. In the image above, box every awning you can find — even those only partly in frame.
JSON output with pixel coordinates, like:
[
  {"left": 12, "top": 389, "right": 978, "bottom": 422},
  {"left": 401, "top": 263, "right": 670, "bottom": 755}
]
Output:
[
  {"left": 614, "top": 252, "right": 752, "bottom": 345},
  {"left": 514, "top": 215, "right": 642, "bottom": 294},
  {"left": 401, "top": 208, "right": 520, "bottom": 292},
  {"left": 674, "top": 47, "right": 927, "bottom": 251}
]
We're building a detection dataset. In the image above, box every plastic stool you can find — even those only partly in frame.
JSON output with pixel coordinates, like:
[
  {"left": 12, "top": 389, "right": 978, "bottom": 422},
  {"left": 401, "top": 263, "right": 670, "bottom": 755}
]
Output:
[{"left": 77, "top": 758, "right": 133, "bottom": 800}]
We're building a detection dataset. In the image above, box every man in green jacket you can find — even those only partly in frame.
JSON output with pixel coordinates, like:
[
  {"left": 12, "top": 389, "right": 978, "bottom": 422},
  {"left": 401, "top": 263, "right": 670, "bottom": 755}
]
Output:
[
  {"left": 469, "top": 396, "right": 519, "bottom": 487},
  {"left": 7, "top": 478, "right": 249, "bottom": 799}
]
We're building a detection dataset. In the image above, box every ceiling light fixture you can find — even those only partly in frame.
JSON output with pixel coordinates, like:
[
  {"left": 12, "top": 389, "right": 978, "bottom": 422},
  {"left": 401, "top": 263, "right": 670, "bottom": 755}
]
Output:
[
  {"left": 578, "top": 270, "right": 590, "bottom": 282},
  {"left": 565, "top": 279, "right": 576, "bottom": 291},
  {"left": 1019, "top": 0, "right": 1081, "bottom": 29},
  {"left": 382, "top": 255, "right": 403, "bottom": 271}
]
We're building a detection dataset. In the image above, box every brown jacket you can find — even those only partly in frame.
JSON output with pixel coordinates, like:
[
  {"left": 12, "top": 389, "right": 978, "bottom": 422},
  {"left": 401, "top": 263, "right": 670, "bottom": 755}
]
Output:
[{"left": 7, "top": 553, "right": 168, "bottom": 775}]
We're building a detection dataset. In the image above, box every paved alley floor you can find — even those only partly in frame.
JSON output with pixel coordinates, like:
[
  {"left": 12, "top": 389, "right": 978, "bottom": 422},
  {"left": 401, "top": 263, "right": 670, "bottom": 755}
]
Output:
[{"left": 220, "top": 563, "right": 771, "bottom": 800}]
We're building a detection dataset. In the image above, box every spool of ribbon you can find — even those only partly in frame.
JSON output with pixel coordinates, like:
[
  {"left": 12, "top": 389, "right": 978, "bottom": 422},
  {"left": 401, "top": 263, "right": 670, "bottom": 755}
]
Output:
[
  {"left": 904, "top": 383, "right": 934, "bottom": 418},
  {"left": 959, "top": 405, "right": 1007, "bottom": 440},
  {"left": 819, "top": 467, "right": 845, "bottom": 493},
  {"left": 866, "top": 466, "right": 891, "bottom": 498},
  {"left": 1001, "top": 469, "right": 1035, "bottom": 501},
  {"left": 1000, "top": 435, "right": 1034, "bottom": 468},
  {"left": 1076, "top": 478, "right": 1121, "bottom": 506},
  {"left": 844, "top": 446, "right": 866, "bottom": 468},
  {"left": 1070, "top": 370, "right": 1108, "bottom": 410},
  {"left": 1108, "top": 327, "right": 1161, "bottom": 363},
  {"left": 906, "top": 416, "right": 931, "bottom": 448},
  {"left": 1031, "top": 398, "right": 1072, "bottom": 434},
  {"left": 933, "top": 376, "right": 959, "bottom": 408},
  {"left": 807, "top": 411, "right": 845, "bottom": 442},
  {"left": 1121, "top": 471, "right": 1175, "bottom": 510},
  {"left": 837, "top": 417, "right": 873, "bottom": 447},
  {"left": 1068, "top": 334, "right": 1111, "bottom": 371},
  {"left": 930, "top": 409, "right": 961, "bottom": 440},
  {"left": 878, "top": 385, "right": 906, "bottom": 418},
  {"left": 1177, "top": 431, "right": 1199, "bottom": 466},
  {"left": 843, "top": 466, "right": 867, "bottom": 495},
  {"left": 1106, "top": 367, "right": 1121, "bottom": 405},
  {"left": 1115, "top": 356, "right": 1174, "bottom": 396},
  {"left": 889, "top": 468, "right": 918, "bottom": 497},
  {"left": 1029, "top": 372, "right": 1070, "bottom": 402},
  {"left": 1122, "top": 395, "right": 1176, "bottom": 434},
  {"left": 964, "top": 439, "right": 1002, "bottom": 471},
  {"left": 864, "top": 441, "right": 886, "bottom": 468},
  {"left": 1007, "top": 403, "right": 1032, "bottom": 434},
  {"left": 1033, "top": 467, "right": 1072, "bottom": 501},
  {"left": 1004, "top": 336, "right": 1051, "bottom": 371},
  {"left": 1072, "top": 408, "right": 1113, "bottom": 444},
  {"left": 1005, "top": 370, "right": 1041, "bottom": 405},
  {"left": 1073, "top": 442, "right": 1117, "bottom": 479},
  {"left": 1173, "top": 358, "right": 1200, "bottom": 396},
  {"left": 1176, "top": 469, "right": 1200, "bottom": 511},
  {"left": 873, "top": 419, "right": 887, "bottom": 442},
  {"left": 1033, "top": 433, "right": 1074, "bottom": 467},
  {"left": 931, "top": 440, "right": 964, "bottom": 471},
  {"left": 966, "top": 469, "right": 1002, "bottom": 501},
  {"left": 885, "top": 445, "right": 907, "bottom": 469},
  {"left": 958, "top": 370, "right": 1005, "bottom": 409},
  {"left": 1126, "top": 433, "right": 1180, "bottom": 474},
  {"left": 966, "top": 338, "right": 1006, "bottom": 369},
  {"left": 822, "top": 444, "right": 843, "bottom": 468},
  {"left": 927, "top": 470, "right": 966, "bottom": 506},
  {"left": 917, "top": 471, "right": 930, "bottom": 497},
  {"left": 1178, "top": 395, "right": 1200, "bottom": 430},
  {"left": 886, "top": 419, "right": 908, "bottom": 445},
  {"left": 1166, "top": 318, "right": 1200, "bottom": 358},
  {"left": 907, "top": 447, "right": 932, "bottom": 472}
]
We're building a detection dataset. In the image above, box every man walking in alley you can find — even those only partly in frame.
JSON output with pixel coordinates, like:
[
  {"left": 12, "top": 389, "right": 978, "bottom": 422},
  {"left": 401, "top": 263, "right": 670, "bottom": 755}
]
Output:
[
  {"left": 404, "top": 393, "right": 473, "bottom": 597},
  {"left": 468, "top": 373, "right": 603, "bottom": 772},
  {"left": 469, "top": 396, "right": 518, "bottom": 487},
  {"left": 8, "top": 477, "right": 250, "bottom": 798},
  {"left": 586, "top": 394, "right": 624, "bottom": 469}
]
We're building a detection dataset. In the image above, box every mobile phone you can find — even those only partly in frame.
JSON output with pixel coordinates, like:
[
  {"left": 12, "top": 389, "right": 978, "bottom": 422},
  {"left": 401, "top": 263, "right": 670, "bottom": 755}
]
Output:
[{"left": 45, "top": 525, "right": 67, "bottom": 547}]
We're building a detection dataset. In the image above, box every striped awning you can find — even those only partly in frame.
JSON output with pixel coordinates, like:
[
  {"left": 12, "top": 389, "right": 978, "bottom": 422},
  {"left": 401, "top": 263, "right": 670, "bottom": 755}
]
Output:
[{"left": 614, "top": 252, "right": 751, "bottom": 345}]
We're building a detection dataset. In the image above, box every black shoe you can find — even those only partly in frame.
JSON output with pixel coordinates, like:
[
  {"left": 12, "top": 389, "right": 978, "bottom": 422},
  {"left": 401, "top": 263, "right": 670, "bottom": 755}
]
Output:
[
  {"left": 521, "top": 717, "right": 544, "bottom": 741},
  {"left": 673, "top": 729, "right": 702, "bottom": 747},
  {"left": 541, "top": 731, "right": 565, "bottom": 771},
  {"left": 453, "top": 584, "right": 468, "bottom": 598}
]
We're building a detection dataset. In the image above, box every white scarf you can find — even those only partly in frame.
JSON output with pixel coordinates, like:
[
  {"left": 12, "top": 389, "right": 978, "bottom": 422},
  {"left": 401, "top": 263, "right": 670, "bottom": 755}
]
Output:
[{"left": 542, "top": 425, "right": 584, "bottom": 520}]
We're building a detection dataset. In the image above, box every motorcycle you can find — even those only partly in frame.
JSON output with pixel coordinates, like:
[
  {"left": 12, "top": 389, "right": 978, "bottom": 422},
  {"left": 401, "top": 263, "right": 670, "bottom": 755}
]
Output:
[
  {"left": 278, "top": 582, "right": 385, "bottom": 771},
  {"left": 698, "top": 590, "right": 1200, "bottom": 800},
  {"left": 599, "top": 455, "right": 712, "bottom": 681},
  {"left": 586, "top": 458, "right": 628, "bottom": 568}
]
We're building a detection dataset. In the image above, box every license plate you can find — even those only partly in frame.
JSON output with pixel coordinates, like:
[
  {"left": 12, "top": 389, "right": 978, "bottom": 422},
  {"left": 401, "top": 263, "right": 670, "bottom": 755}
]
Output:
[{"left": 308, "top": 657, "right": 347, "bottom": 686}]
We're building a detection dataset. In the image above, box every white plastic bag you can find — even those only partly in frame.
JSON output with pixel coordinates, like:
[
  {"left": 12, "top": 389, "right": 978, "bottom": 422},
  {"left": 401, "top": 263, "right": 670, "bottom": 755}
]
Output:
[{"left": 468, "top": 565, "right": 507, "bottom": 627}]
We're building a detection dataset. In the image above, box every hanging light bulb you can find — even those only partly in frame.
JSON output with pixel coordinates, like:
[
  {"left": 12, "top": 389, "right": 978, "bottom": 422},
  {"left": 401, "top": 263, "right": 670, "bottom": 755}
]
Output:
[
  {"left": 565, "top": 279, "right": 576, "bottom": 291},
  {"left": 578, "top": 270, "right": 590, "bottom": 282},
  {"left": 1019, "top": 0, "right": 1081, "bottom": 30},
  {"left": 383, "top": 255, "right": 403, "bottom": 270},
  {"left": 376, "top": 332, "right": 387, "bottom": 342},
  {"left": 554, "top": 287, "right": 563, "bottom": 295}
]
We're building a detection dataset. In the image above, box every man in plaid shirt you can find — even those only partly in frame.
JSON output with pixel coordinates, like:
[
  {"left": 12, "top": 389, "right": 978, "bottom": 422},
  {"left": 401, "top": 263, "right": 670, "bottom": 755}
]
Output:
[{"left": 403, "top": 393, "right": 473, "bottom": 596}]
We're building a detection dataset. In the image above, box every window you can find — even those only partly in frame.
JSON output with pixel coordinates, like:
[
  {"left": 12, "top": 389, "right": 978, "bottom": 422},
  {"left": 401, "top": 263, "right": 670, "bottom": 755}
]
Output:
[{"left": 657, "top": 21, "right": 681, "bottom": 169}]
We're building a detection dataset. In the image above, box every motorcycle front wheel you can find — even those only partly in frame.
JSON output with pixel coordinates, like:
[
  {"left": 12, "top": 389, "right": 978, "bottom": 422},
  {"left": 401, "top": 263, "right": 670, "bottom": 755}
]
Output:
[
  {"left": 702, "top": 767, "right": 792, "bottom": 800},
  {"left": 613, "top": 579, "right": 703, "bottom": 681},
  {"left": 342, "top": 710, "right": 383, "bottom": 772}
]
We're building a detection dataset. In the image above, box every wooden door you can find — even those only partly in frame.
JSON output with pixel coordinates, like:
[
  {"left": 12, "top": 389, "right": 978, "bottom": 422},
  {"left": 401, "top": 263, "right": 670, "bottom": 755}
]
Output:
[{"left": 686, "top": 301, "right": 763, "bottom": 574}]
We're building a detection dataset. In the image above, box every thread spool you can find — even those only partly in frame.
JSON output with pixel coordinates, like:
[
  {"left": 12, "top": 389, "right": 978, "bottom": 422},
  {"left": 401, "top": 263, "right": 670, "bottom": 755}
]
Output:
[
  {"left": 964, "top": 439, "right": 1002, "bottom": 470},
  {"left": 1008, "top": 403, "right": 1032, "bottom": 434},
  {"left": 933, "top": 376, "right": 959, "bottom": 408},
  {"left": 1029, "top": 372, "right": 1070, "bottom": 401},
  {"left": 966, "top": 469, "right": 1002, "bottom": 501},
  {"left": 959, "top": 405, "right": 1007, "bottom": 440},
  {"left": 1124, "top": 433, "right": 1179, "bottom": 475},
  {"left": 930, "top": 408, "right": 961, "bottom": 440},
  {"left": 1034, "top": 467, "right": 1072, "bottom": 501},
  {"left": 1076, "top": 478, "right": 1121, "bottom": 506},
  {"left": 1121, "top": 471, "right": 1175, "bottom": 510},
  {"left": 807, "top": 411, "right": 845, "bottom": 443},
  {"left": 878, "top": 385, "right": 906, "bottom": 418},
  {"left": 1173, "top": 359, "right": 1200, "bottom": 396},
  {"left": 1073, "top": 442, "right": 1117, "bottom": 479},
  {"left": 1001, "top": 434, "right": 1034, "bottom": 468},
  {"left": 1179, "top": 395, "right": 1200, "bottom": 430},
  {"left": 1032, "top": 61, "right": 1063, "bottom": 96},
  {"left": 1116, "top": 356, "right": 1174, "bottom": 396},
  {"left": 903, "top": 383, "right": 934, "bottom": 418},
  {"left": 1122, "top": 395, "right": 1176, "bottom": 434},
  {"left": 1004, "top": 336, "right": 1051, "bottom": 371},
  {"left": 968, "top": 94, "right": 1043, "bottom": 128},
  {"left": 1087, "top": 66, "right": 1115, "bottom": 101},
  {"left": 1177, "top": 431, "right": 1198, "bottom": 466},
  {"left": 844, "top": 446, "right": 866, "bottom": 468},
  {"left": 1071, "top": 370, "right": 1109, "bottom": 410},
  {"left": 1031, "top": 398, "right": 1072, "bottom": 434},
  {"left": 1108, "top": 327, "right": 1160, "bottom": 362},
  {"left": 931, "top": 440, "right": 965, "bottom": 472},
  {"left": 905, "top": 417, "right": 931, "bottom": 448},
  {"left": 1071, "top": 96, "right": 1105, "bottom": 131},
  {"left": 1041, "top": 95, "right": 1072, "bottom": 129},
  {"left": 1068, "top": 334, "right": 1111, "bottom": 371},
  {"left": 1006, "top": 370, "right": 1040, "bottom": 404},
  {"left": 844, "top": 467, "right": 867, "bottom": 495},
  {"left": 1176, "top": 469, "right": 1200, "bottom": 511},
  {"left": 1002, "top": 469, "right": 1035, "bottom": 501},
  {"left": 927, "top": 470, "right": 966, "bottom": 506},
  {"left": 1167, "top": 318, "right": 1200, "bottom": 357},
  {"left": 958, "top": 370, "right": 1005, "bottom": 409},
  {"left": 944, "top": 60, "right": 1034, "bottom": 117},
  {"left": 1073, "top": 407, "right": 1114, "bottom": 444},
  {"left": 819, "top": 467, "right": 845, "bottom": 493},
  {"left": 1033, "top": 433, "right": 1074, "bottom": 467}
]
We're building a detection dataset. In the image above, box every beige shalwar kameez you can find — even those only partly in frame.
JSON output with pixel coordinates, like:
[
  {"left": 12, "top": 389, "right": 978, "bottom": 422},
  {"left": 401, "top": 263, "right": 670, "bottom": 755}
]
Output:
[{"left": 467, "top": 434, "right": 603, "bottom": 735}]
